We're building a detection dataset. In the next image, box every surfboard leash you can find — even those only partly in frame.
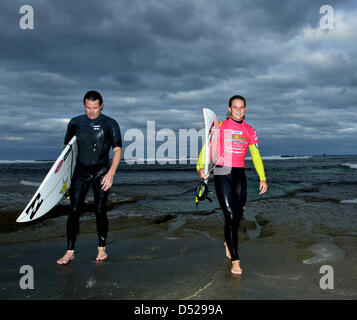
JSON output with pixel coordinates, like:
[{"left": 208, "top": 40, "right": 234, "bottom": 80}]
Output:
[{"left": 195, "top": 180, "right": 212, "bottom": 206}]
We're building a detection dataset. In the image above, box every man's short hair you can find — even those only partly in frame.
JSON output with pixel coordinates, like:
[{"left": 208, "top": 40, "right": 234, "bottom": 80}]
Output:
[{"left": 83, "top": 90, "right": 103, "bottom": 105}]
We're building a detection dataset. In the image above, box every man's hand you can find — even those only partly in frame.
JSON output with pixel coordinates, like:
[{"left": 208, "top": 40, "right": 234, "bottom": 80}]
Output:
[
  {"left": 101, "top": 147, "right": 122, "bottom": 191},
  {"left": 101, "top": 171, "right": 115, "bottom": 191}
]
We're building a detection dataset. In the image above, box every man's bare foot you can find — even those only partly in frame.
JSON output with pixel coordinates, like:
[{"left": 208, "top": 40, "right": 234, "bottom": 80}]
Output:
[
  {"left": 96, "top": 247, "right": 108, "bottom": 261},
  {"left": 57, "top": 250, "right": 75, "bottom": 265},
  {"left": 231, "top": 260, "right": 243, "bottom": 275},
  {"left": 224, "top": 242, "right": 231, "bottom": 259}
]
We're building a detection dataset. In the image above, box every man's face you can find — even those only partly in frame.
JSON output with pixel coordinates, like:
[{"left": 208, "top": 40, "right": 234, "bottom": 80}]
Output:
[
  {"left": 228, "top": 99, "right": 246, "bottom": 122},
  {"left": 84, "top": 99, "right": 103, "bottom": 120}
]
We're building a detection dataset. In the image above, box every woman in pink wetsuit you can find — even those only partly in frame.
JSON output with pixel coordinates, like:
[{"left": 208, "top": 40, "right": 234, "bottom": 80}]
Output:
[{"left": 197, "top": 95, "right": 268, "bottom": 275}]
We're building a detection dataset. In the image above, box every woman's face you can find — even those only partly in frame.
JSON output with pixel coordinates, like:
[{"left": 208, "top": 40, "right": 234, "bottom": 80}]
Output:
[{"left": 228, "top": 99, "right": 246, "bottom": 121}]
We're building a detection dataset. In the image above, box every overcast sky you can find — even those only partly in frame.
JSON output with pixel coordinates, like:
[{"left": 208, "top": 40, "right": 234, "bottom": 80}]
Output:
[{"left": 1, "top": 0, "right": 356, "bottom": 160}]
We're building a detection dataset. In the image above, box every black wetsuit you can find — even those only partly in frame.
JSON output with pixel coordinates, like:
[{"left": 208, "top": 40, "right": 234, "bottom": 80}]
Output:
[
  {"left": 64, "top": 113, "right": 122, "bottom": 250},
  {"left": 213, "top": 119, "right": 247, "bottom": 261}
]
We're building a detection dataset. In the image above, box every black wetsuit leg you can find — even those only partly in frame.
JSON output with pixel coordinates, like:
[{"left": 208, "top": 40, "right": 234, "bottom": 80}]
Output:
[
  {"left": 92, "top": 175, "right": 109, "bottom": 247},
  {"left": 214, "top": 167, "right": 247, "bottom": 261},
  {"left": 67, "top": 175, "right": 91, "bottom": 250},
  {"left": 66, "top": 171, "right": 110, "bottom": 250}
]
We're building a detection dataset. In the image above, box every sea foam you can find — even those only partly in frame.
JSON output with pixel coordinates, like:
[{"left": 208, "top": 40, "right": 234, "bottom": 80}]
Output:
[
  {"left": 303, "top": 242, "right": 344, "bottom": 264},
  {"left": 342, "top": 163, "right": 357, "bottom": 170},
  {"left": 340, "top": 198, "right": 357, "bottom": 204},
  {"left": 0, "top": 160, "right": 52, "bottom": 164},
  {"left": 247, "top": 155, "right": 312, "bottom": 160},
  {"left": 19, "top": 179, "right": 41, "bottom": 187}
]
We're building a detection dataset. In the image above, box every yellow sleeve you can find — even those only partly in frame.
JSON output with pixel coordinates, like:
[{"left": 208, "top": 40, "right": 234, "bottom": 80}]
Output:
[
  {"left": 249, "top": 144, "right": 266, "bottom": 181},
  {"left": 196, "top": 143, "right": 206, "bottom": 172}
]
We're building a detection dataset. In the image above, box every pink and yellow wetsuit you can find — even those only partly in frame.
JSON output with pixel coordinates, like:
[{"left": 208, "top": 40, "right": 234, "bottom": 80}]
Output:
[
  {"left": 197, "top": 118, "right": 266, "bottom": 181},
  {"left": 196, "top": 118, "right": 266, "bottom": 262}
]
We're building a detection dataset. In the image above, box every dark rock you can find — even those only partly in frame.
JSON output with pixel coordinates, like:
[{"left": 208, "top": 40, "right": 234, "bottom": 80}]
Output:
[
  {"left": 240, "top": 219, "right": 257, "bottom": 231},
  {"left": 258, "top": 224, "right": 275, "bottom": 238},
  {"left": 238, "top": 230, "right": 250, "bottom": 242},
  {"left": 154, "top": 215, "right": 176, "bottom": 224},
  {"left": 255, "top": 214, "right": 270, "bottom": 227}
]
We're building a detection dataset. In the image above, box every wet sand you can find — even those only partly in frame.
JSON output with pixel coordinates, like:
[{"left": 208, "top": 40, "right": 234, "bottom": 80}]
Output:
[{"left": 1, "top": 194, "right": 357, "bottom": 300}]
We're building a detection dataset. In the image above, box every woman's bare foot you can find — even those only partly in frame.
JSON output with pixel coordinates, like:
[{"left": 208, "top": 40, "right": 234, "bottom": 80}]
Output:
[
  {"left": 57, "top": 250, "right": 75, "bottom": 265},
  {"left": 231, "top": 260, "right": 243, "bottom": 275},
  {"left": 96, "top": 247, "right": 108, "bottom": 261},
  {"left": 224, "top": 242, "right": 231, "bottom": 259}
]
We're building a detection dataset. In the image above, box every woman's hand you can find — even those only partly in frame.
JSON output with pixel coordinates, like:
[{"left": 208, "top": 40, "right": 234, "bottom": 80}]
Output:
[
  {"left": 198, "top": 168, "right": 210, "bottom": 180},
  {"left": 259, "top": 180, "right": 268, "bottom": 195}
]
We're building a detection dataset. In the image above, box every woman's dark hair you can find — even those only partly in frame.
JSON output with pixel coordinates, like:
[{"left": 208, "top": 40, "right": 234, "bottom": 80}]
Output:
[
  {"left": 229, "top": 95, "right": 246, "bottom": 107},
  {"left": 226, "top": 95, "right": 246, "bottom": 119},
  {"left": 83, "top": 90, "right": 103, "bottom": 105}
]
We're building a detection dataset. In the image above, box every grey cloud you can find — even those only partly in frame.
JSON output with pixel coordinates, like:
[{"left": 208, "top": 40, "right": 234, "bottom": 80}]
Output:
[{"left": 1, "top": 0, "right": 356, "bottom": 159}]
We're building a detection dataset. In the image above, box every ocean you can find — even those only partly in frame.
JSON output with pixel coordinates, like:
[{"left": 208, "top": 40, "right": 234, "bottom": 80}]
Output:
[{"left": 0, "top": 154, "right": 356, "bottom": 236}]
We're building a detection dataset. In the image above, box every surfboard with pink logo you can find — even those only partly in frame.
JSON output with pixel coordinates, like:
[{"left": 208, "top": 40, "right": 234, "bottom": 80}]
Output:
[
  {"left": 16, "top": 136, "right": 78, "bottom": 223},
  {"left": 202, "top": 108, "right": 219, "bottom": 182}
]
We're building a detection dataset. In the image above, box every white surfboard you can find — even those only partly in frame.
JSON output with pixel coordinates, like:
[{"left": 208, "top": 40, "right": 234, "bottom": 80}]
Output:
[
  {"left": 202, "top": 108, "right": 219, "bottom": 182},
  {"left": 16, "top": 136, "right": 78, "bottom": 223}
]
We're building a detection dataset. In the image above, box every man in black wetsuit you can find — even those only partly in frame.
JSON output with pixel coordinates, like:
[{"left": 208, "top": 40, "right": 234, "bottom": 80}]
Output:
[{"left": 57, "top": 90, "right": 122, "bottom": 264}]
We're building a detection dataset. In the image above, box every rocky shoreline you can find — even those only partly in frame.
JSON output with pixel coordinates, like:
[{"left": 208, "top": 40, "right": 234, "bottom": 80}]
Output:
[{"left": 1, "top": 193, "right": 357, "bottom": 300}]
